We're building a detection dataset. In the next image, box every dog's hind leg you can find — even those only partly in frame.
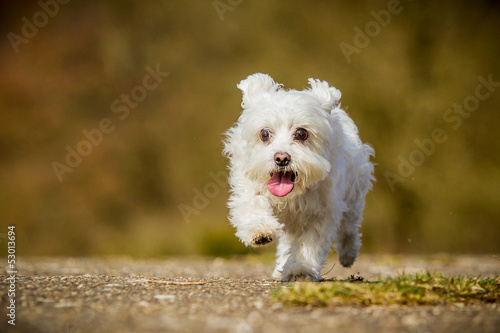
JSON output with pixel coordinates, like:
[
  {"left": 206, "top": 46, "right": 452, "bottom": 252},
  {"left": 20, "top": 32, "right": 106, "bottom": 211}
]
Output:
[{"left": 335, "top": 193, "right": 365, "bottom": 268}]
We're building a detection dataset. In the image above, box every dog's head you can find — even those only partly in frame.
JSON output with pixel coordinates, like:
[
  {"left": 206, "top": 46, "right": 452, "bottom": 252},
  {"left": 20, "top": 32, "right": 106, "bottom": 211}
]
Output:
[{"left": 225, "top": 73, "right": 344, "bottom": 199}]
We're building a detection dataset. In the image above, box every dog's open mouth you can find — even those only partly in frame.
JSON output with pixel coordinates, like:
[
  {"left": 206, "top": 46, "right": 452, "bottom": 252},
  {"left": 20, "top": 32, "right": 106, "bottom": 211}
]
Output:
[{"left": 267, "top": 171, "right": 296, "bottom": 197}]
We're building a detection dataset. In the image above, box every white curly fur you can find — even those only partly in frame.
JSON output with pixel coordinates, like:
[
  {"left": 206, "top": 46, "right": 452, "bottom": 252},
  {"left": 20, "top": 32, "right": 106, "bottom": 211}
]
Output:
[{"left": 224, "top": 73, "right": 375, "bottom": 281}]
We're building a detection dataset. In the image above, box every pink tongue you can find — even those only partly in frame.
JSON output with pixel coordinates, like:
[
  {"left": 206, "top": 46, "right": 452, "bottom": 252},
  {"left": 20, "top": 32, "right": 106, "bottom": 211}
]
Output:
[{"left": 267, "top": 171, "right": 294, "bottom": 197}]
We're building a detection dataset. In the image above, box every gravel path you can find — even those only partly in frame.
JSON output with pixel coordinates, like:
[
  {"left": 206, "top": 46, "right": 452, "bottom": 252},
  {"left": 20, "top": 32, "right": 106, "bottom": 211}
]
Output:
[{"left": 1, "top": 255, "right": 499, "bottom": 332}]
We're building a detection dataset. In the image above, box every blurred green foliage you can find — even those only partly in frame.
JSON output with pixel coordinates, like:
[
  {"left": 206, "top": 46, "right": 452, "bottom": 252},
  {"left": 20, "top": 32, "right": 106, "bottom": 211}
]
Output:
[{"left": 0, "top": 0, "right": 499, "bottom": 257}]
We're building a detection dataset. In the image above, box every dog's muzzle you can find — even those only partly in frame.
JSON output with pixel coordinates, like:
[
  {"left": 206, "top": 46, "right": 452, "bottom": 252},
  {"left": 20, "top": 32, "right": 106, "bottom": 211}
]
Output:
[{"left": 267, "top": 152, "right": 296, "bottom": 197}]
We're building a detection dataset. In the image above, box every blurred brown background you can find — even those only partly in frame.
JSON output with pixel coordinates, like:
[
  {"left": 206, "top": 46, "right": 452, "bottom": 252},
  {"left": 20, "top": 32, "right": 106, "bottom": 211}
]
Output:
[{"left": 1, "top": 0, "right": 499, "bottom": 257}]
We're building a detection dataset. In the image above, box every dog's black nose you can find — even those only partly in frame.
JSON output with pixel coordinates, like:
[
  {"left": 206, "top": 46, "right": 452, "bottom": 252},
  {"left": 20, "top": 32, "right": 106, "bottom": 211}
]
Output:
[{"left": 274, "top": 152, "right": 291, "bottom": 167}]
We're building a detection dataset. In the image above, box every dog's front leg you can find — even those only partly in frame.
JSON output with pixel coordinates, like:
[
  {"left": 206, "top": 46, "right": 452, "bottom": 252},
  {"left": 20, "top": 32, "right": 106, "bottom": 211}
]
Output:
[
  {"left": 272, "top": 232, "right": 293, "bottom": 278},
  {"left": 280, "top": 219, "right": 335, "bottom": 282},
  {"left": 228, "top": 192, "right": 282, "bottom": 247}
]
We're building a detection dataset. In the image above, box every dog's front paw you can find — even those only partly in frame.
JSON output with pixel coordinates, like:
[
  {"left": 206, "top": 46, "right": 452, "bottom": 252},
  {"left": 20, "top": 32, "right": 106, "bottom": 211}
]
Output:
[
  {"left": 281, "top": 272, "right": 321, "bottom": 282},
  {"left": 281, "top": 265, "right": 321, "bottom": 282},
  {"left": 253, "top": 233, "right": 273, "bottom": 245},
  {"left": 236, "top": 223, "right": 280, "bottom": 247},
  {"left": 250, "top": 232, "right": 274, "bottom": 246},
  {"left": 281, "top": 273, "right": 320, "bottom": 282}
]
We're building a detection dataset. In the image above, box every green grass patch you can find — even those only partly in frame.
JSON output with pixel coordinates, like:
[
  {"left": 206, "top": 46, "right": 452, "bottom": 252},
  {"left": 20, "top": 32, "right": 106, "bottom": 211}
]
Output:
[{"left": 271, "top": 272, "right": 500, "bottom": 306}]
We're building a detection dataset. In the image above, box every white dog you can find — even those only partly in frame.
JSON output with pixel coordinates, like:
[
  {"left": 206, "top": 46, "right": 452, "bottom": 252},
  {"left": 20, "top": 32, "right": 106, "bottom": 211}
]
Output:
[{"left": 223, "top": 73, "right": 374, "bottom": 281}]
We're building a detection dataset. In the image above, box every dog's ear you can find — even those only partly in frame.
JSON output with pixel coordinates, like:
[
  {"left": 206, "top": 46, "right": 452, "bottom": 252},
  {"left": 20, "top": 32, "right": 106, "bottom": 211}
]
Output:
[
  {"left": 307, "top": 78, "right": 342, "bottom": 112},
  {"left": 237, "top": 73, "right": 282, "bottom": 107}
]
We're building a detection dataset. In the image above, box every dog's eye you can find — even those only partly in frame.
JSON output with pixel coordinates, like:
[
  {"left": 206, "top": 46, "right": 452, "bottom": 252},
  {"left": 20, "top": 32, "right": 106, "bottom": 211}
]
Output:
[
  {"left": 294, "top": 128, "right": 308, "bottom": 141},
  {"left": 260, "top": 129, "right": 271, "bottom": 142}
]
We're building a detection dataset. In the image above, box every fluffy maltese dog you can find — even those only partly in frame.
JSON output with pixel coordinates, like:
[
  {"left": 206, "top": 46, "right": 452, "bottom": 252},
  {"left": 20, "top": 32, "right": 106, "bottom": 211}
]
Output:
[{"left": 224, "top": 73, "right": 374, "bottom": 281}]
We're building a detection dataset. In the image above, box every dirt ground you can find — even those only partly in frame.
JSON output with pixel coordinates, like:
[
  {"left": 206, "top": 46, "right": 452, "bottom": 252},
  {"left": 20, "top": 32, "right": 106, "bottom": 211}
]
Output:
[{"left": 1, "top": 254, "right": 499, "bottom": 333}]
